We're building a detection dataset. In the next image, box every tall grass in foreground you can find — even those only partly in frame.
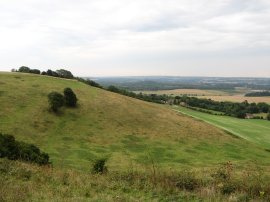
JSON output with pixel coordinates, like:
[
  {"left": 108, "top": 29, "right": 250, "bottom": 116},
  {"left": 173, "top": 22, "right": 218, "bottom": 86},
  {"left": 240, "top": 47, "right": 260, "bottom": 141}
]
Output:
[{"left": 1, "top": 158, "right": 269, "bottom": 201}]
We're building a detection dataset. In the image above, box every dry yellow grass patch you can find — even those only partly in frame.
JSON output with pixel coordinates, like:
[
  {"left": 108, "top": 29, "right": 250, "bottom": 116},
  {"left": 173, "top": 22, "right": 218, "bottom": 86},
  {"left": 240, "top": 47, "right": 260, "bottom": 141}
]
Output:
[{"left": 199, "top": 95, "right": 270, "bottom": 103}]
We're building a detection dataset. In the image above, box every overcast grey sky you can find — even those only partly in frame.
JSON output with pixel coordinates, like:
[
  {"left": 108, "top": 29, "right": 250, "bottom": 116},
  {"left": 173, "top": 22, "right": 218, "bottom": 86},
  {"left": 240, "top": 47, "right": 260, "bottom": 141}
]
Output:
[{"left": 0, "top": 0, "right": 269, "bottom": 77}]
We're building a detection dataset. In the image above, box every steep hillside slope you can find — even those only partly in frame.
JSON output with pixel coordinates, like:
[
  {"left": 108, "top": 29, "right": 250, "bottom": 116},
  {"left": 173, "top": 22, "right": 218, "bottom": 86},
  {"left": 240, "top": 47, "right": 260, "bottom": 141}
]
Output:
[{"left": 0, "top": 72, "right": 269, "bottom": 171}]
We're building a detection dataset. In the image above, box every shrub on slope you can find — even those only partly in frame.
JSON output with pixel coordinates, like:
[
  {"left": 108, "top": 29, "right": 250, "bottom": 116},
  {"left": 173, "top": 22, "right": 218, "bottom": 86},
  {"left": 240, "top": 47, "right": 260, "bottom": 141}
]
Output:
[{"left": 0, "top": 133, "right": 50, "bottom": 165}]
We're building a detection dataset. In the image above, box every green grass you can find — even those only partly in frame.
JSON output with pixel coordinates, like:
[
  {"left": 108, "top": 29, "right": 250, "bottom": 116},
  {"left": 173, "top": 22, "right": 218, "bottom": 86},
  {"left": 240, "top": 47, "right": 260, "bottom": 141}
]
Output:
[
  {"left": 173, "top": 106, "right": 270, "bottom": 149},
  {"left": 1, "top": 72, "right": 270, "bottom": 172},
  {"left": 1, "top": 72, "right": 270, "bottom": 201},
  {"left": 1, "top": 158, "right": 270, "bottom": 202},
  {"left": 188, "top": 106, "right": 225, "bottom": 115}
]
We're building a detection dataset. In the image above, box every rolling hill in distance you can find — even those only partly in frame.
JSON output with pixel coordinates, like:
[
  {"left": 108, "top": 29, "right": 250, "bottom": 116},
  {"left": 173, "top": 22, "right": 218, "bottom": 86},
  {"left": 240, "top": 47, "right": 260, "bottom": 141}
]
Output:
[{"left": 93, "top": 76, "right": 270, "bottom": 91}]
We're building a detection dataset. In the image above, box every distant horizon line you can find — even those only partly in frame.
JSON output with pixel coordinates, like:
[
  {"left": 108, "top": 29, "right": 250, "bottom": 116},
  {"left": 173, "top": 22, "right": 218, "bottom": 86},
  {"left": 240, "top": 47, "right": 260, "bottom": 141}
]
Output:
[
  {"left": 83, "top": 75, "right": 270, "bottom": 79},
  {"left": 1, "top": 71, "right": 269, "bottom": 79}
]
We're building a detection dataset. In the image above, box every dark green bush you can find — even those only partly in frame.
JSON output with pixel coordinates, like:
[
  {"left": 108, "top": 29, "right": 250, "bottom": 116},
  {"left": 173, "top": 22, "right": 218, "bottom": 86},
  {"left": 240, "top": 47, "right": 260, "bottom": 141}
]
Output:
[
  {"left": 48, "top": 91, "right": 65, "bottom": 112},
  {"left": 92, "top": 158, "right": 108, "bottom": 174},
  {"left": 0, "top": 133, "right": 50, "bottom": 165},
  {"left": 63, "top": 88, "right": 77, "bottom": 107},
  {"left": 0, "top": 134, "right": 19, "bottom": 160}
]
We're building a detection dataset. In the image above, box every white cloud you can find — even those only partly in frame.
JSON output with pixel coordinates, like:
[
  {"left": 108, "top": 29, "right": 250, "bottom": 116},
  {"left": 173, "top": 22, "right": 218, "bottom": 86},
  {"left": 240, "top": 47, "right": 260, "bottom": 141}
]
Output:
[{"left": 0, "top": 0, "right": 269, "bottom": 76}]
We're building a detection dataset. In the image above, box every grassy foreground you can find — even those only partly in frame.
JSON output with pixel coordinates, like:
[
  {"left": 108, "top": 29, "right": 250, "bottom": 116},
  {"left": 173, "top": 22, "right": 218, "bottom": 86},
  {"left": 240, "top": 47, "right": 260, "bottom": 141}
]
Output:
[
  {"left": 1, "top": 158, "right": 270, "bottom": 201},
  {"left": 173, "top": 106, "right": 270, "bottom": 149}
]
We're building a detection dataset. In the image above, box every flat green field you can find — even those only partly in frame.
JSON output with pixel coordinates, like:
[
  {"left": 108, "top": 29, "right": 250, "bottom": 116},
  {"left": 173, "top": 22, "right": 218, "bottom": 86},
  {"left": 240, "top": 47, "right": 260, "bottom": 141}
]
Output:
[{"left": 173, "top": 106, "right": 270, "bottom": 149}]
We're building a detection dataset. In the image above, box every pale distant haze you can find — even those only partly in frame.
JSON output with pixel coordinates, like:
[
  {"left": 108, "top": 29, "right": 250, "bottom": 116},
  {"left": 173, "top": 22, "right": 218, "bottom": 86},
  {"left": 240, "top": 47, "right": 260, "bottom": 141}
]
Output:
[{"left": 0, "top": 0, "right": 270, "bottom": 77}]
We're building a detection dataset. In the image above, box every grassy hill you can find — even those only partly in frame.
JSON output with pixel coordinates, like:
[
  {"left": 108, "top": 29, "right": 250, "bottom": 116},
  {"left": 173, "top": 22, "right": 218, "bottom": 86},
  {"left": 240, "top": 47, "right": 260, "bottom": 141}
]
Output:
[
  {"left": 1, "top": 72, "right": 270, "bottom": 201},
  {"left": 0, "top": 72, "right": 270, "bottom": 172}
]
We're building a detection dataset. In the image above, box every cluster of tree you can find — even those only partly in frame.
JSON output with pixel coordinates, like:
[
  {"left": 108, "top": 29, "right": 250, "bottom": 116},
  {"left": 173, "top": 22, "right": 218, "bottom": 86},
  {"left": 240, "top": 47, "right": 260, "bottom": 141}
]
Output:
[
  {"left": 245, "top": 91, "right": 270, "bottom": 97},
  {"left": 174, "top": 96, "right": 270, "bottom": 119},
  {"left": 15, "top": 66, "right": 74, "bottom": 79},
  {"left": 43, "top": 69, "right": 74, "bottom": 79},
  {"left": 16, "top": 66, "right": 41, "bottom": 74},
  {"left": 75, "top": 77, "right": 103, "bottom": 89},
  {"left": 107, "top": 85, "right": 170, "bottom": 104},
  {"left": 0, "top": 133, "right": 50, "bottom": 165},
  {"left": 48, "top": 88, "right": 78, "bottom": 112},
  {"left": 14, "top": 66, "right": 104, "bottom": 89}
]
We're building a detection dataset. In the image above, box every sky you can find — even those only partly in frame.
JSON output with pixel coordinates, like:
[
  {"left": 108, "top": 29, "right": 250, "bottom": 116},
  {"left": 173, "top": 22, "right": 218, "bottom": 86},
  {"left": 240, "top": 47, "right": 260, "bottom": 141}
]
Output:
[{"left": 0, "top": 0, "right": 270, "bottom": 77}]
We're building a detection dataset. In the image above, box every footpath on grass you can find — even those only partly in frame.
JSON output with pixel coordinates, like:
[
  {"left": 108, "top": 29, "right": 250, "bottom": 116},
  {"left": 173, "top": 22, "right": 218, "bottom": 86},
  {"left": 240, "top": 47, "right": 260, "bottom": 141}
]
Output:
[{"left": 173, "top": 106, "right": 270, "bottom": 150}]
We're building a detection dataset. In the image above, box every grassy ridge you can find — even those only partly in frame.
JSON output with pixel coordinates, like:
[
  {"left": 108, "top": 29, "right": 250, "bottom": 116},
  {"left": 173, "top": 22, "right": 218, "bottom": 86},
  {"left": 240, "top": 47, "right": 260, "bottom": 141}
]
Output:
[
  {"left": 173, "top": 106, "right": 270, "bottom": 149},
  {"left": 1, "top": 72, "right": 270, "bottom": 172}
]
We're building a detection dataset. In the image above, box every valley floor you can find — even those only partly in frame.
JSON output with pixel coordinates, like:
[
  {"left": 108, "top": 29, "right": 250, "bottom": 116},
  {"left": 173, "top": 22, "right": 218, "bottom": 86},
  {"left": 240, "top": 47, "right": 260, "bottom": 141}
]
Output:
[{"left": 173, "top": 106, "right": 270, "bottom": 149}]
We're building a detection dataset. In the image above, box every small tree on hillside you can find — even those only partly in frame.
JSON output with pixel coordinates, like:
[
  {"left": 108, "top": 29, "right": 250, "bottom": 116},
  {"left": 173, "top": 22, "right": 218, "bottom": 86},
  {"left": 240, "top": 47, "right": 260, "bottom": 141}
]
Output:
[
  {"left": 48, "top": 92, "right": 64, "bottom": 112},
  {"left": 64, "top": 88, "right": 77, "bottom": 107}
]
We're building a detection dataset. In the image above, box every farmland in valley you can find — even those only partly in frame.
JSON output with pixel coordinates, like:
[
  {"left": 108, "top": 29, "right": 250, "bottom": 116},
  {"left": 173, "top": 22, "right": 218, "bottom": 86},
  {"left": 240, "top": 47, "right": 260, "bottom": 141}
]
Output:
[
  {"left": 173, "top": 106, "right": 270, "bottom": 149},
  {"left": 137, "top": 88, "right": 270, "bottom": 104}
]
